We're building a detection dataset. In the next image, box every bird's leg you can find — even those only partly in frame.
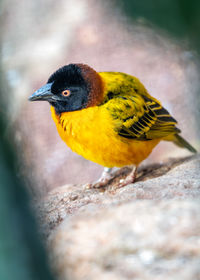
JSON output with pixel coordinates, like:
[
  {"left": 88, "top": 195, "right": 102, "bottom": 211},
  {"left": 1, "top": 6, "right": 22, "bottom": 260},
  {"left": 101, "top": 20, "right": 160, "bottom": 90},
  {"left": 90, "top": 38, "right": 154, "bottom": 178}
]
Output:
[
  {"left": 86, "top": 167, "right": 114, "bottom": 188},
  {"left": 117, "top": 166, "right": 138, "bottom": 188},
  {"left": 85, "top": 166, "right": 138, "bottom": 189},
  {"left": 95, "top": 167, "right": 114, "bottom": 188}
]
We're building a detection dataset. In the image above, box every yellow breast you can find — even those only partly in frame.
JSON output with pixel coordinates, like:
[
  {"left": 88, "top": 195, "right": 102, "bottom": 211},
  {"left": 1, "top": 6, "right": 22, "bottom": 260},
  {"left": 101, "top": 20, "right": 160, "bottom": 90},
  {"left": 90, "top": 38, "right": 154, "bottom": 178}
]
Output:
[{"left": 51, "top": 106, "right": 160, "bottom": 168}]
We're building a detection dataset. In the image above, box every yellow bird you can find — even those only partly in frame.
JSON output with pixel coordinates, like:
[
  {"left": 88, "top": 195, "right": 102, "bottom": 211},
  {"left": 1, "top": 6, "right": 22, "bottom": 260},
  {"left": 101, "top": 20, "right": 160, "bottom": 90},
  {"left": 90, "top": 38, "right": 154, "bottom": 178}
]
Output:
[{"left": 29, "top": 64, "right": 196, "bottom": 187}]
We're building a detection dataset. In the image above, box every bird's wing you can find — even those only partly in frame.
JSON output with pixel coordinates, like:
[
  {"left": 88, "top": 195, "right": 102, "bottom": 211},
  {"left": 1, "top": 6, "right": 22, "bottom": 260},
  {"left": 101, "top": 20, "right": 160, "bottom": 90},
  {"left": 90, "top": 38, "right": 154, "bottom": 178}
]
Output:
[{"left": 105, "top": 94, "right": 180, "bottom": 140}]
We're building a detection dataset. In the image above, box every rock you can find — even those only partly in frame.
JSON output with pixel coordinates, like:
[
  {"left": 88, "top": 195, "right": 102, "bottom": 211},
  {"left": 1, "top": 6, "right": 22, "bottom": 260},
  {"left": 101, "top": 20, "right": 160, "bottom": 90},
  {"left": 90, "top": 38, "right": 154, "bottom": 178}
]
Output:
[
  {"left": 36, "top": 155, "right": 200, "bottom": 280},
  {"left": 48, "top": 201, "right": 200, "bottom": 280}
]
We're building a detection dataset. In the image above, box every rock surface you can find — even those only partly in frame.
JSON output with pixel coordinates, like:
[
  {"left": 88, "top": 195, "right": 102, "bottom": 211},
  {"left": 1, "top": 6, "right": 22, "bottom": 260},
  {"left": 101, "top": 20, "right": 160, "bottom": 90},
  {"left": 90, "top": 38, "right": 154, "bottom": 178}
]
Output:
[{"left": 36, "top": 155, "right": 200, "bottom": 280}]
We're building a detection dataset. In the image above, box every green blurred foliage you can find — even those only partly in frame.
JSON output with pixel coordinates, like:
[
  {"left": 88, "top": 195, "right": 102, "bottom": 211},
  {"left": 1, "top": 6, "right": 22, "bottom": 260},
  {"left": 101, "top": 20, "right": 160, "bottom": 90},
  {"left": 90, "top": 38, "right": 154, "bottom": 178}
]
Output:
[
  {"left": 0, "top": 128, "right": 56, "bottom": 280},
  {"left": 0, "top": 75, "right": 56, "bottom": 279},
  {"left": 117, "top": 0, "right": 200, "bottom": 50}
]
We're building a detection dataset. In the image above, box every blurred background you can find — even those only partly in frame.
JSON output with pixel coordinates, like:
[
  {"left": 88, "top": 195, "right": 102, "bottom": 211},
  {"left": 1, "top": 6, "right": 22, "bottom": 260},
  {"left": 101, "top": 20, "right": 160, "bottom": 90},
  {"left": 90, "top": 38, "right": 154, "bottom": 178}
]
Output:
[{"left": 0, "top": 0, "right": 199, "bottom": 277}]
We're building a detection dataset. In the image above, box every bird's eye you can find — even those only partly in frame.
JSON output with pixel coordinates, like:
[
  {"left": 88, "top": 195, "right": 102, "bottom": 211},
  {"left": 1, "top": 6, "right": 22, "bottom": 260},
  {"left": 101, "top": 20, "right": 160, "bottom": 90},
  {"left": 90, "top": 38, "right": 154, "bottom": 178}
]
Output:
[{"left": 61, "top": 89, "right": 71, "bottom": 97}]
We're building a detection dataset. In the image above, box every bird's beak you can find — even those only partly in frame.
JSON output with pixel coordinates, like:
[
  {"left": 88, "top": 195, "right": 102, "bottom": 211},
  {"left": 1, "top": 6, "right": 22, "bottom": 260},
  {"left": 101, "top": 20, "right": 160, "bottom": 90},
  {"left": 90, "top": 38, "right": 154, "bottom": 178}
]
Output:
[{"left": 28, "top": 83, "right": 56, "bottom": 102}]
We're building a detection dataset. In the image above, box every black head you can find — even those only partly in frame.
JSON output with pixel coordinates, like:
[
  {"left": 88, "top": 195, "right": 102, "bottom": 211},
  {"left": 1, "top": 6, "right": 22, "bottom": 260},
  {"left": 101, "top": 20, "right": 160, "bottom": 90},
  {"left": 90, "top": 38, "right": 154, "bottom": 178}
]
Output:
[{"left": 29, "top": 64, "right": 104, "bottom": 114}]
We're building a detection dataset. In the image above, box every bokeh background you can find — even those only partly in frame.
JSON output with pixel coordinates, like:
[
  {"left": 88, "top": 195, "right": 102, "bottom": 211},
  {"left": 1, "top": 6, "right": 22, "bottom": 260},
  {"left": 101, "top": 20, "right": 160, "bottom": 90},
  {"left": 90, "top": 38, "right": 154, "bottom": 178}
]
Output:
[
  {"left": 1, "top": 0, "right": 200, "bottom": 195},
  {"left": 1, "top": 0, "right": 200, "bottom": 279}
]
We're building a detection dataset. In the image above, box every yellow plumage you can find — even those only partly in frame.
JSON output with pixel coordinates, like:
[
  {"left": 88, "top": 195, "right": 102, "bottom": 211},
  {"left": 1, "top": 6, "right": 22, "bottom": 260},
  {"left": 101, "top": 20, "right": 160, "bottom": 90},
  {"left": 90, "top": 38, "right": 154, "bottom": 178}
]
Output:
[
  {"left": 50, "top": 71, "right": 194, "bottom": 168},
  {"left": 51, "top": 105, "right": 160, "bottom": 167}
]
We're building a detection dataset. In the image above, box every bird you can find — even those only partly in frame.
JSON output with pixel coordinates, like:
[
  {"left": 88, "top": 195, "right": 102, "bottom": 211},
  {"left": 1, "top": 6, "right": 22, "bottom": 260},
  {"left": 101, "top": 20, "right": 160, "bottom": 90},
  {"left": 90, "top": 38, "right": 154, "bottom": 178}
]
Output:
[{"left": 29, "top": 63, "right": 197, "bottom": 188}]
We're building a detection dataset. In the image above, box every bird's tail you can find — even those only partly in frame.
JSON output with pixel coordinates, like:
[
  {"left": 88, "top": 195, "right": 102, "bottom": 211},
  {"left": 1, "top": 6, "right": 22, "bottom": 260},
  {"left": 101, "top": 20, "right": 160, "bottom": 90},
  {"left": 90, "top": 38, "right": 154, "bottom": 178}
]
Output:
[{"left": 171, "top": 134, "right": 197, "bottom": 153}]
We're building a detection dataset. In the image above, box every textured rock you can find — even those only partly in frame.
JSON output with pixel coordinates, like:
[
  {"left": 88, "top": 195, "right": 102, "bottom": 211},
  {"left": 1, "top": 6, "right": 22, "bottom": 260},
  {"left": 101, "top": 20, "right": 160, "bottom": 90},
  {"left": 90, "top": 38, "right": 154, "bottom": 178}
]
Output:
[
  {"left": 48, "top": 201, "right": 200, "bottom": 280},
  {"left": 37, "top": 155, "right": 200, "bottom": 235},
  {"left": 36, "top": 155, "right": 200, "bottom": 280}
]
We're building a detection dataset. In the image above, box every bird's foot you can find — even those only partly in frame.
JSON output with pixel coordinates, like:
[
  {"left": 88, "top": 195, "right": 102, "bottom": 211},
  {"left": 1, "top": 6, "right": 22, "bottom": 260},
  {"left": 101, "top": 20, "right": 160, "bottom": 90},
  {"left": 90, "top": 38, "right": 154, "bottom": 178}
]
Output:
[
  {"left": 115, "top": 166, "right": 138, "bottom": 188},
  {"left": 84, "top": 166, "right": 138, "bottom": 190},
  {"left": 85, "top": 167, "right": 114, "bottom": 189}
]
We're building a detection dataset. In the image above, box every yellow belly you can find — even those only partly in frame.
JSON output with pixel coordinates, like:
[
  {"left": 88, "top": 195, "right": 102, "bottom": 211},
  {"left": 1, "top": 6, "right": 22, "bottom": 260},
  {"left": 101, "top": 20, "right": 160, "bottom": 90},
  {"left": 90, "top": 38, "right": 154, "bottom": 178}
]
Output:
[{"left": 51, "top": 106, "right": 160, "bottom": 167}]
